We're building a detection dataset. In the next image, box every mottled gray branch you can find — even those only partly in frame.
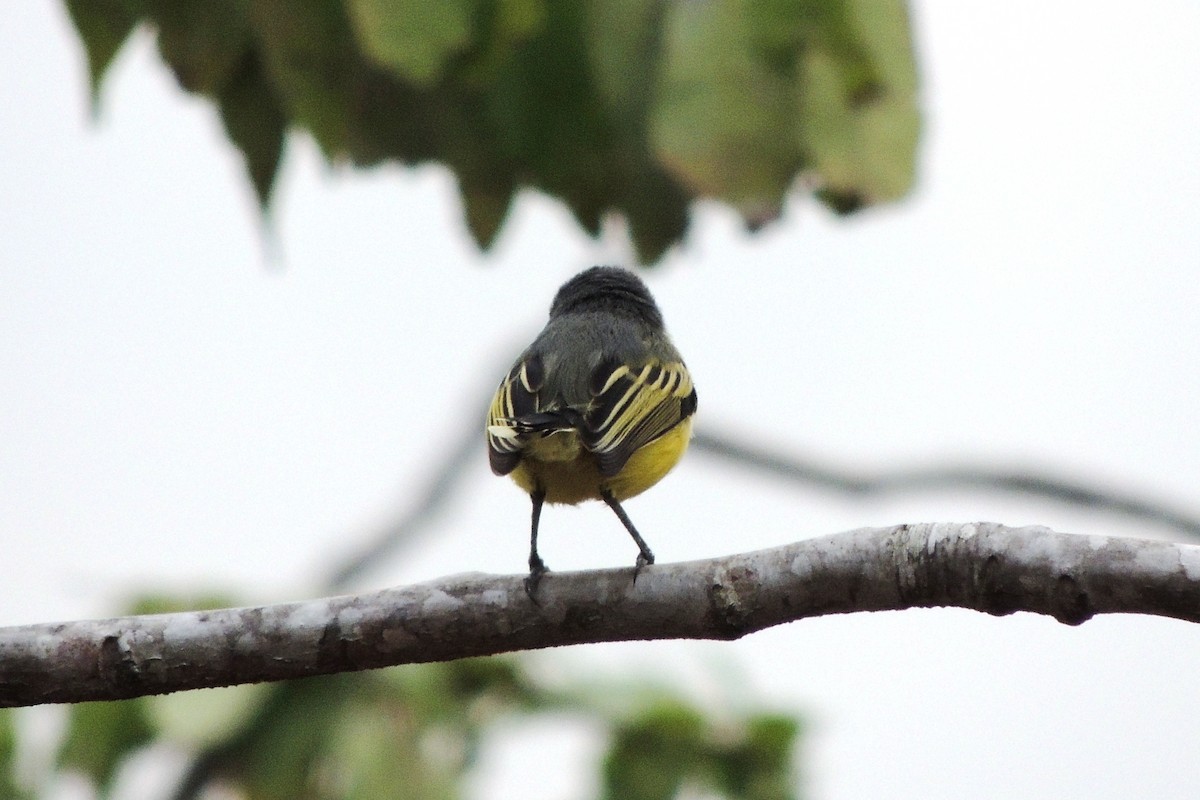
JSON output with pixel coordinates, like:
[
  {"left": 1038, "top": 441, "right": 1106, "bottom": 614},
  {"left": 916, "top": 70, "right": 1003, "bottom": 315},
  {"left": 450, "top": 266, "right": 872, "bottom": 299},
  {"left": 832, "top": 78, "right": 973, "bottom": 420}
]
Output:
[{"left": 3, "top": 523, "right": 1198, "bottom": 708}]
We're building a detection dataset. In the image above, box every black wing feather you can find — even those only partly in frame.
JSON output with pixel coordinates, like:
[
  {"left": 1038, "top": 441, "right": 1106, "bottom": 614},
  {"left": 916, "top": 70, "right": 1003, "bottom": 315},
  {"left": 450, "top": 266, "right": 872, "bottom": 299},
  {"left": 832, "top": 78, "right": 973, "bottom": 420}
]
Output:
[{"left": 584, "top": 361, "right": 696, "bottom": 477}]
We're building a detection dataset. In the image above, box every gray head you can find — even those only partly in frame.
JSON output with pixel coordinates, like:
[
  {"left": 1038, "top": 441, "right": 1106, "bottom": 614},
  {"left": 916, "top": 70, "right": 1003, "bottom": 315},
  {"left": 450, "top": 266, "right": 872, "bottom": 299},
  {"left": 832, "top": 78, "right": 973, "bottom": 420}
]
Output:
[{"left": 548, "top": 266, "right": 664, "bottom": 329}]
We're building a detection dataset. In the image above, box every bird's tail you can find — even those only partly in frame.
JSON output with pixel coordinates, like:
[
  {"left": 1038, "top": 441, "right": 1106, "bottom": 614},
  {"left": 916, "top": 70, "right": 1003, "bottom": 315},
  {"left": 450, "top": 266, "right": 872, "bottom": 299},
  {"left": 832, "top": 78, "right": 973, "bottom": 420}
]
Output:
[{"left": 487, "top": 408, "right": 585, "bottom": 441}]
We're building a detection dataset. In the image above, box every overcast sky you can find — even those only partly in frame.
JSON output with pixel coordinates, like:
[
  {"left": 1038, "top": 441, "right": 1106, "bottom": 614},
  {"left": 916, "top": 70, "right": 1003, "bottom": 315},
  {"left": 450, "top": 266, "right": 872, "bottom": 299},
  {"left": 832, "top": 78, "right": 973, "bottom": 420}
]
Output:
[{"left": 2, "top": 2, "right": 1199, "bottom": 799}]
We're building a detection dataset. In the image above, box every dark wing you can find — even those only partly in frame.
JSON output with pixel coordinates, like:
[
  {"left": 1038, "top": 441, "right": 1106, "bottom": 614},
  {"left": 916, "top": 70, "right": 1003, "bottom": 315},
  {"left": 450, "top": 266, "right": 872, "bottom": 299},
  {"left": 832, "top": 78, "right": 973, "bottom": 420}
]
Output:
[
  {"left": 584, "top": 360, "right": 697, "bottom": 477},
  {"left": 485, "top": 356, "right": 543, "bottom": 476}
]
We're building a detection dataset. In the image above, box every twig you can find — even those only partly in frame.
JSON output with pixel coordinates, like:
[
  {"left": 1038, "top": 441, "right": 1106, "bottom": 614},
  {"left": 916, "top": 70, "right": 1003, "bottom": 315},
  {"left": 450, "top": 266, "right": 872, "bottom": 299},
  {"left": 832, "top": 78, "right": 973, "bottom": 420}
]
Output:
[{"left": 692, "top": 430, "right": 1200, "bottom": 539}]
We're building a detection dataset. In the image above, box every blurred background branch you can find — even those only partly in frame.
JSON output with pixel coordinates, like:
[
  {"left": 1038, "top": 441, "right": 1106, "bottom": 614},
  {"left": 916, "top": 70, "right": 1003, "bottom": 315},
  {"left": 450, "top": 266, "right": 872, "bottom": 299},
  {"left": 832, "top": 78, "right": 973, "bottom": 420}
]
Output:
[{"left": 691, "top": 429, "right": 1200, "bottom": 540}]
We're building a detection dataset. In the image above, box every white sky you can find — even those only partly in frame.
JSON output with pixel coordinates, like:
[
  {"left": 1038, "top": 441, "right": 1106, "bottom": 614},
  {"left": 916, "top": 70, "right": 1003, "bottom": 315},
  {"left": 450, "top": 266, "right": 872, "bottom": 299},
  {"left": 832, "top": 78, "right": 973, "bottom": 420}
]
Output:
[{"left": 2, "top": 2, "right": 1200, "bottom": 799}]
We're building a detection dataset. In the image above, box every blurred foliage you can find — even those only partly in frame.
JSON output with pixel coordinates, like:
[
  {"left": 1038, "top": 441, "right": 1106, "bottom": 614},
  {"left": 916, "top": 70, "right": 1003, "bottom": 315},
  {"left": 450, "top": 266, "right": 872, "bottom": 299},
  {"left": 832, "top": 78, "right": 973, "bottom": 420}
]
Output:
[
  {"left": 2, "top": 593, "right": 804, "bottom": 799},
  {"left": 63, "top": 0, "right": 918, "bottom": 263},
  {"left": 1, "top": 709, "right": 33, "bottom": 800},
  {"left": 52, "top": 593, "right": 239, "bottom": 797},
  {"left": 57, "top": 699, "right": 157, "bottom": 796},
  {"left": 601, "top": 701, "right": 798, "bottom": 800}
]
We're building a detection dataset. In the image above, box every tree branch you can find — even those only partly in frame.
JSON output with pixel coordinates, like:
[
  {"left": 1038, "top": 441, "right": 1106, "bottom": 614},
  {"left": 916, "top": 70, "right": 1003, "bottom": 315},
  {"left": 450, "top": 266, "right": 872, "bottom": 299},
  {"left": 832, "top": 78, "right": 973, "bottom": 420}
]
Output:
[
  {"left": 3, "top": 522, "right": 1197, "bottom": 708},
  {"left": 692, "top": 429, "right": 1200, "bottom": 539}
]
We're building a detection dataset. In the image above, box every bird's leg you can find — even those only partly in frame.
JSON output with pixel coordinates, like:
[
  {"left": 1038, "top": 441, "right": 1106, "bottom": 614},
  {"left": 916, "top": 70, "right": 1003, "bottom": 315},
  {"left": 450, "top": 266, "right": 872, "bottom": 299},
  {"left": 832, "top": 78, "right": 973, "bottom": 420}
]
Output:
[
  {"left": 524, "top": 489, "right": 548, "bottom": 599},
  {"left": 600, "top": 489, "right": 655, "bottom": 572}
]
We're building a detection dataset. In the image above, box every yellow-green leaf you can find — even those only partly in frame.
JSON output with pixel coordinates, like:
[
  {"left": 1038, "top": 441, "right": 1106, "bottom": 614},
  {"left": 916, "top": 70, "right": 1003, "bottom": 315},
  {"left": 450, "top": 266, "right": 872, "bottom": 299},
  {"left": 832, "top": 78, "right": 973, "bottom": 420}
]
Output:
[
  {"left": 347, "top": 0, "right": 476, "bottom": 87},
  {"left": 57, "top": 700, "right": 155, "bottom": 797},
  {"left": 0, "top": 709, "right": 31, "bottom": 800},
  {"left": 797, "top": 0, "right": 919, "bottom": 208},
  {"left": 651, "top": 0, "right": 803, "bottom": 220},
  {"left": 601, "top": 701, "right": 706, "bottom": 800},
  {"left": 585, "top": 0, "right": 664, "bottom": 116}
]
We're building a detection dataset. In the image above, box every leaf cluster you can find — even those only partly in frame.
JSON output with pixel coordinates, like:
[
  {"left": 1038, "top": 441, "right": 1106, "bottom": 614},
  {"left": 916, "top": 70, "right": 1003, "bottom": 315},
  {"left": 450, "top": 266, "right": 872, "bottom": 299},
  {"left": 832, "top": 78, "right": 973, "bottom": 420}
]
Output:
[{"left": 64, "top": 0, "right": 918, "bottom": 262}]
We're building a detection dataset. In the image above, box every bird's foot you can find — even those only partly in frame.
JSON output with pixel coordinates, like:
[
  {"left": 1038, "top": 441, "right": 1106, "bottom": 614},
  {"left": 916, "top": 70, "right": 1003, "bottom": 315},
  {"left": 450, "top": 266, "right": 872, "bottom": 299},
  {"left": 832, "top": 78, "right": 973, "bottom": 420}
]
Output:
[
  {"left": 524, "top": 557, "right": 549, "bottom": 602},
  {"left": 632, "top": 550, "right": 655, "bottom": 584}
]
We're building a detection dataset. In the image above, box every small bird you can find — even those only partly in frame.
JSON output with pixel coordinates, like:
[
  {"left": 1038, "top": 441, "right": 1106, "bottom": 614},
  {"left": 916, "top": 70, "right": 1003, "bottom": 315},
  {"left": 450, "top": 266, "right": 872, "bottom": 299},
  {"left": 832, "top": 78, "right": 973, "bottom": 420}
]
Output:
[{"left": 486, "top": 266, "right": 697, "bottom": 595}]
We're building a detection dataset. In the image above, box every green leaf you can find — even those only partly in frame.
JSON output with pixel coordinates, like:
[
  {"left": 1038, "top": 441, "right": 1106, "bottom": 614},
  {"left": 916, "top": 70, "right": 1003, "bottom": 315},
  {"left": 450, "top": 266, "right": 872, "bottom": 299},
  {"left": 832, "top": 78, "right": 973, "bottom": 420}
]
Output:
[
  {"left": 462, "top": 0, "right": 546, "bottom": 83},
  {"left": 458, "top": 167, "right": 516, "bottom": 248},
  {"left": 651, "top": 0, "right": 804, "bottom": 222},
  {"left": 387, "top": 657, "right": 537, "bottom": 725},
  {"left": 585, "top": 0, "right": 665, "bottom": 117},
  {"left": 57, "top": 700, "right": 155, "bottom": 797},
  {"left": 125, "top": 591, "right": 239, "bottom": 615},
  {"left": 143, "top": 0, "right": 254, "bottom": 95},
  {"left": 623, "top": 165, "right": 690, "bottom": 265},
  {"left": 485, "top": 1, "right": 617, "bottom": 239},
  {"left": 347, "top": 0, "right": 477, "bottom": 88},
  {"left": 601, "top": 702, "right": 706, "bottom": 800},
  {"left": 218, "top": 51, "right": 287, "bottom": 209},
  {"left": 246, "top": 0, "right": 363, "bottom": 161},
  {"left": 148, "top": 683, "right": 270, "bottom": 748},
  {"left": 492, "top": 0, "right": 547, "bottom": 45},
  {"left": 460, "top": 185, "right": 513, "bottom": 248},
  {"left": 436, "top": 655, "right": 544, "bottom": 709},
  {"left": 585, "top": 0, "right": 691, "bottom": 263},
  {"left": 796, "top": 0, "right": 919, "bottom": 209},
  {"left": 713, "top": 713, "right": 801, "bottom": 800},
  {"left": 0, "top": 709, "right": 31, "bottom": 800},
  {"left": 327, "top": 695, "right": 460, "bottom": 800},
  {"left": 0, "top": 710, "right": 14, "bottom": 769},
  {"left": 63, "top": 0, "right": 139, "bottom": 103},
  {"left": 599, "top": 697, "right": 802, "bottom": 800},
  {"left": 230, "top": 677, "right": 358, "bottom": 800},
  {"left": 442, "top": 122, "right": 519, "bottom": 250}
]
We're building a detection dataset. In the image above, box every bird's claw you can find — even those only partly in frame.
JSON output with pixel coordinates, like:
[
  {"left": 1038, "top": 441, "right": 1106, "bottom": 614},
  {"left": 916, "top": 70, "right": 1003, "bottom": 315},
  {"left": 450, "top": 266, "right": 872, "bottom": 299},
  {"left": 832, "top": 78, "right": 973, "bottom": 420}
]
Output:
[
  {"left": 632, "top": 551, "right": 654, "bottom": 584},
  {"left": 524, "top": 558, "right": 549, "bottom": 602}
]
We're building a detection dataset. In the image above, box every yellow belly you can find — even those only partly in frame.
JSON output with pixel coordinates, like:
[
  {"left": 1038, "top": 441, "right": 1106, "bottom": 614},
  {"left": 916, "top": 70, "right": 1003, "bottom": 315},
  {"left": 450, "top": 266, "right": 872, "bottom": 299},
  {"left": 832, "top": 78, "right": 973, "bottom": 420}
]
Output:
[{"left": 509, "top": 418, "right": 693, "bottom": 505}]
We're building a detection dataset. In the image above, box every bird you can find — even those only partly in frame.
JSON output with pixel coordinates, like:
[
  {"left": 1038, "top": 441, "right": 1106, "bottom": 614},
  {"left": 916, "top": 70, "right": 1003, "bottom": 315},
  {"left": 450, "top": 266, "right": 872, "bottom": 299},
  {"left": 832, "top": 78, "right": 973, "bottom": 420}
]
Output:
[{"left": 486, "top": 266, "right": 697, "bottom": 596}]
